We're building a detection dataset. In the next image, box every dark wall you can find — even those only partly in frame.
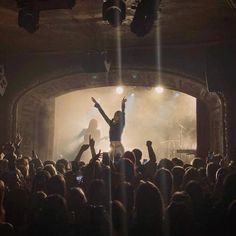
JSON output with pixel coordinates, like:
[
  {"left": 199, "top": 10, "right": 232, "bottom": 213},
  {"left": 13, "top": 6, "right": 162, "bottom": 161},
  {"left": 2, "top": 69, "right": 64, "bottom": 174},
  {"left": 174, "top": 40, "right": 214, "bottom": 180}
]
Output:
[{"left": 197, "top": 100, "right": 210, "bottom": 158}]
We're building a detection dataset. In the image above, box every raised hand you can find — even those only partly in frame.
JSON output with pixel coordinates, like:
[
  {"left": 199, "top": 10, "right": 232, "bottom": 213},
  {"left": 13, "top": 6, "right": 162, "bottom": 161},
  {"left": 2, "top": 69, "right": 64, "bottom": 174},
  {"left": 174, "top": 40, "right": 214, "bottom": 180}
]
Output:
[
  {"left": 15, "top": 133, "right": 23, "bottom": 146},
  {"left": 122, "top": 97, "right": 127, "bottom": 104},
  {"left": 80, "top": 144, "right": 90, "bottom": 152},
  {"left": 75, "top": 144, "right": 90, "bottom": 162},
  {"left": 91, "top": 97, "right": 98, "bottom": 104},
  {"left": 94, "top": 149, "right": 102, "bottom": 160},
  {"left": 146, "top": 140, "right": 156, "bottom": 163},
  {"left": 92, "top": 97, "right": 101, "bottom": 109},
  {"left": 146, "top": 140, "right": 152, "bottom": 147},
  {"left": 32, "top": 150, "right": 38, "bottom": 159}
]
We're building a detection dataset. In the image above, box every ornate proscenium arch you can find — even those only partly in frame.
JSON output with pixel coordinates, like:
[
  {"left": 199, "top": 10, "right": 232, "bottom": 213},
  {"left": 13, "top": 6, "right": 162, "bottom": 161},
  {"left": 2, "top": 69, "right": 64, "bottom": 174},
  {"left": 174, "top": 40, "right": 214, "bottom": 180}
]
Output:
[{"left": 13, "top": 70, "right": 224, "bottom": 160}]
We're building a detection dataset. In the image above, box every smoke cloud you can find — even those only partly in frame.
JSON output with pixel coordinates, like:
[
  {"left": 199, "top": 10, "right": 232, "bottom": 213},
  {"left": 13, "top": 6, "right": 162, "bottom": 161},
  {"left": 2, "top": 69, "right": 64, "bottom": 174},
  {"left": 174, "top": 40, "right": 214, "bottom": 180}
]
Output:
[{"left": 54, "top": 86, "right": 196, "bottom": 161}]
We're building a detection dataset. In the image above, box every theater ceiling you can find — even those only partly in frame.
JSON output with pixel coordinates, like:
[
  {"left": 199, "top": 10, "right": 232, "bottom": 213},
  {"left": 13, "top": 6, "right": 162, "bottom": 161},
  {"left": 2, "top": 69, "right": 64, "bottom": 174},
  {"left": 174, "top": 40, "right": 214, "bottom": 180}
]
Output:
[{"left": 0, "top": 0, "right": 236, "bottom": 53}]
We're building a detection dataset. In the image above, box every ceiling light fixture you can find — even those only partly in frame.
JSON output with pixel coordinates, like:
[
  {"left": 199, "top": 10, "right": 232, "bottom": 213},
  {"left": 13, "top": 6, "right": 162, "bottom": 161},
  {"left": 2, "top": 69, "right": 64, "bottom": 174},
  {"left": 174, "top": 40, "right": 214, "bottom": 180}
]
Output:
[
  {"left": 130, "top": 0, "right": 161, "bottom": 37},
  {"left": 103, "top": 0, "right": 126, "bottom": 27}
]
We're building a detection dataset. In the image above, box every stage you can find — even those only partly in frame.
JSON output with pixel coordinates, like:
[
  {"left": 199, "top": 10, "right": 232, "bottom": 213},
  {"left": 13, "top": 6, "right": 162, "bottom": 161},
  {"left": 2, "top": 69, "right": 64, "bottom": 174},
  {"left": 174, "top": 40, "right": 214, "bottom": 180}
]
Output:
[{"left": 53, "top": 86, "right": 196, "bottom": 162}]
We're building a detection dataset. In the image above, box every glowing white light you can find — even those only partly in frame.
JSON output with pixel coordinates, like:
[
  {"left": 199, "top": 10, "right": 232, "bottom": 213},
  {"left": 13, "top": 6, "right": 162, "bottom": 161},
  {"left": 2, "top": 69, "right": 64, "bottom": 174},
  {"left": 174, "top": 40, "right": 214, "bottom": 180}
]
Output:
[
  {"left": 174, "top": 92, "right": 180, "bottom": 97},
  {"left": 131, "top": 93, "right": 135, "bottom": 97},
  {"left": 116, "top": 86, "right": 124, "bottom": 94},
  {"left": 155, "top": 86, "right": 164, "bottom": 94}
]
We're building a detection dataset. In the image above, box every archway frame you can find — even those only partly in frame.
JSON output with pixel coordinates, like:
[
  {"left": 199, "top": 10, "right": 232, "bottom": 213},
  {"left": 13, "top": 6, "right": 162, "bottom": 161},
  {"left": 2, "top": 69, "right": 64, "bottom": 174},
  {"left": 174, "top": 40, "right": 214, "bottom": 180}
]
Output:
[{"left": 11, "top": 69, "right": 224, "bottom": 160}]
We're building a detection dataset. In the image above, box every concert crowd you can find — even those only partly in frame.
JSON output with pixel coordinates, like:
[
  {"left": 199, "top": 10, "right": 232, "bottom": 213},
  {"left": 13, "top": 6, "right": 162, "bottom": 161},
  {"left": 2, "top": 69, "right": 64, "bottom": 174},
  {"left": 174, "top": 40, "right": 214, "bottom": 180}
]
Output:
[{"left": 0, "top": 134, "right": 236, "bottom": 236}]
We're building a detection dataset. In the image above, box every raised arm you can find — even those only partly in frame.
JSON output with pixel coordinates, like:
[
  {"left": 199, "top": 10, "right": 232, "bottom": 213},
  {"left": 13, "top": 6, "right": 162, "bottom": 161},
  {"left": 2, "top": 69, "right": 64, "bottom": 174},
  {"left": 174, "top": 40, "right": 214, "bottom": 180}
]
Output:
[
  {"left": 14, "top": 133, "right": 23, "bottom": 157},
  {"left": 91, "top": 97, "right": 111, "bottom": 125},
  {"left": 146, "top": 140, "right": 157, "bottom": 163},
  {"left": 121, "top": 97, "right": 127, "bottom": 126},
  {"left": 74, "top": 144, "right": 90, "bottom": 162},
  {"left": 89, "top": 135, "right": 96, "bottom": 160}
]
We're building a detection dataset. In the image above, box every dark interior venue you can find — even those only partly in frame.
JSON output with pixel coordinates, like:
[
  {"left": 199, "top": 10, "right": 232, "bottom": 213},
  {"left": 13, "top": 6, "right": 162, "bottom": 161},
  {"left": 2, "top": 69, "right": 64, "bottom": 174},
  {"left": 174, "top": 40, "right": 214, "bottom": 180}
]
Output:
[{"left": 1, "top": 0, "right": 236, "bottom": 236}]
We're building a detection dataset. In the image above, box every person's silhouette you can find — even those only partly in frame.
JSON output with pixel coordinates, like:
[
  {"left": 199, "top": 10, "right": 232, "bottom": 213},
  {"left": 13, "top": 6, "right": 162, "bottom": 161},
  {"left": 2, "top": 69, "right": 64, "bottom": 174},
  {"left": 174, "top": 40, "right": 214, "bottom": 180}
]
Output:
[
  {"left": 91, "top": 97, "right": 127, "bottom": 160},
  {"left": 78, "top": 119, "right": 101, "bottom": 145}
]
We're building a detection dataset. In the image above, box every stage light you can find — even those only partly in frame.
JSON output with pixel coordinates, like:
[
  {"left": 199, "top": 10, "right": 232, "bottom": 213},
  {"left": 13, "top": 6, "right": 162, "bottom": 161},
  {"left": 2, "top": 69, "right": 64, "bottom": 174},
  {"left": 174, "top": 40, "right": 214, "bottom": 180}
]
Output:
[
  {"left": 130, "top": 0, "right": 162, "bottom": 37},
  {"left": 18, "top": 7, "right": 39, "bottom": 33},
  {"left": 155, "top": 86, "right": 164, "bottom": 94},
  {"left": 174, "top": 92, "right": 180, "bottom": 97},
  {"left": 116, "top": 86, "right": 124, "bottom": 94},
  {"left": 103, "top": 0, "right": 126, "bottom": 27},
  {"left": 17, "top": 0, "right": 76, "bottom": 33}
]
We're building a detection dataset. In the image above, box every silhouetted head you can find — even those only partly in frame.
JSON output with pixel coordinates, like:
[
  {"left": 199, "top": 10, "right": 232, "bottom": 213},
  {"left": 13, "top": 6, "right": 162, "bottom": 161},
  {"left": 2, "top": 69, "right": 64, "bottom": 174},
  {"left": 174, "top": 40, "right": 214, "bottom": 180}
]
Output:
[
  {"left": 198, "top": 167, "right": 206, "bottom": 180},
  {"left": 182, "top": 167, "right": 199, "bottom": 188},
  {"left": 30, "top": 158, "right": 43, "bottom": 170},
  {"left": 2, "top": 142, "right": 15, "bottom": 155},
  {"left": 44, "top": 164, "right": 57, "bottom": 176},
  {"left": 56, "top": 158, "right": 70, "bottom": 171},
  {"left": 134, "top": 181, "right": 163, "bottom": 235},
  {"left": 191, "top": 158, "right": 205, "bottom": 169},
  {"left": 216, "top": 167, "right": 228, "bottom": 184},
  {"left": 132, "top": 149, "right": 142, "bottom": 164},
  {"left": 172, "top": 166, "right": 185, "bottom": 192},
  {"left": 185, "top": 180, "right": 204, "bottom": 205},
  {"left": 43, "top": 160, "right": 56, "bottom": 167},
  {"left": 115, "top": 181, "right": 134, "bottom": 215},
  {"left": 206, "top": 162, "right": 220, "bottom": 183},
  {"left": 77, "top": 205, "right": 111, "bottom": 236},
  {"left": 67, "top": 187, "right": 87, "bottom": 214},
  {"left": 154, "top": 168, "right": 173, "bottom": 205},
  {"left": 38, "top": 194, "right": 69, "bottom": 233},
  {"left": 158, "top": 158, "right": 174, "bottom": 171},
  {"left": 46, "top": 175, "right": 67, "bottom": 197},
  {"left": 166, "top": 200, "right": 194, "bottom": 236},
  {"left": 172, "top": 158, "right": 184, "bottom": 167},
  {"left": 111, "top": 200, "right": 127, "bottom": 236},
  {"left": 117, "top": 158, "right": 135, "bottom": 182},
  {"left": 223, "top": 173, "right": 236, "bottom": 206},
  {"left": 170, "top": 191, "right": 192, "bottom": 210},
  {"left": 88, "top": 119, "right": 98, "bottom": 130},
  {"left": 32, "top": 170, "right": 51, "bottom": 194},
  {"left": 28, "top": 191, "right": 47, "bottom": 225},
  {"left": 123, "top": 151, "right": 136, "bottom": 165},
  {"left": 88, "top": 179, "right": 106, "bottom": 206},
  {"left": 113, "top": 110, "right": 122, "bottom": 123}
]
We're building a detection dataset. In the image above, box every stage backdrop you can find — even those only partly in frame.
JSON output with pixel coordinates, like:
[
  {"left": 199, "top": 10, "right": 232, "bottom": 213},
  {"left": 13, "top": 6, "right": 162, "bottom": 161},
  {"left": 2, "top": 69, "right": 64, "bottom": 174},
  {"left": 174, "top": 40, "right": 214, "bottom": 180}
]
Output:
[{"left": 53, "top": 86, "right": 196, "bottom": 162}]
